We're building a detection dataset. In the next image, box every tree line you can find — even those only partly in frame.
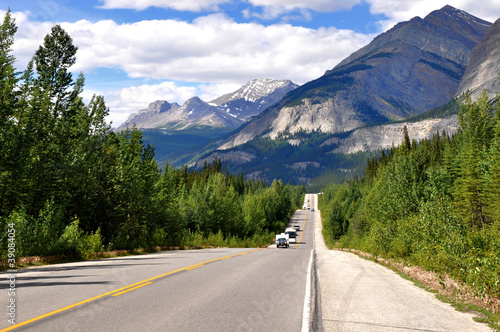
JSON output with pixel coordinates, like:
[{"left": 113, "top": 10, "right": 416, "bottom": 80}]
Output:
[
  {"left": 320, "top": 90, "right": 500, "bottom": 305},
  {"left": 0, "top": 11, "right": 305, "bottom": 260}
]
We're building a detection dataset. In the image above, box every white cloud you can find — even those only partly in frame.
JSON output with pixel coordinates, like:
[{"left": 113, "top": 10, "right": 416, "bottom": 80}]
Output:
[
  {"left": 4, "top": 10, "right": 53, "bottom": 69},
  {"left": 55, "top": 14, "right": 372, "bottom": 86},
  {"left": 96, "top": 0, "right": 230, "bottom": 12},
  {"left": 8, "top": 1, "right": 500, "bottom": 127},
  {"left": 247, "top": 0, "right": 362, "bottom": 13},
  {"left": 366, "top": 0, "right": 500, "bottom": 24},
  {"left": 243, "top": 0, "right": 362, "bottom": 21}
]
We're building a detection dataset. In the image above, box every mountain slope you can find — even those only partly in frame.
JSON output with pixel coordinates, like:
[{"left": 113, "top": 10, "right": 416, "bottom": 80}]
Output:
[
  {"left": 456, "top": 17, "right": 500, "bottom": 100},
  {"left": 215, "top": 5, "right": 491, "bottom": 150}
]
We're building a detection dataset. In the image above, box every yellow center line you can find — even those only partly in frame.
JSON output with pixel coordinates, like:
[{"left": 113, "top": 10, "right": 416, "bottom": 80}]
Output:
[
  {"left": 186, "top": 264, "right": 205, "bottom": 270},
  {"left": 0, "top": 247, "right": 266, "bottom": 332},
  {"left": 111, "top": 282, "right": 153, "bottom": 296}
]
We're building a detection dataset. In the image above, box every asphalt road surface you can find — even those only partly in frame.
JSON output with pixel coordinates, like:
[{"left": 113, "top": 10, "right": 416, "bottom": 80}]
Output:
[{"left": 0, "top": 195, "right": 316, "bottom": 332}]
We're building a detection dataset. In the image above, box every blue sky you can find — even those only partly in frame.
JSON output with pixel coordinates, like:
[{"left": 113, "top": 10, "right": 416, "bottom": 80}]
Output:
[{"left": 2, "top": 0, "right": 500, "bottom": 126}]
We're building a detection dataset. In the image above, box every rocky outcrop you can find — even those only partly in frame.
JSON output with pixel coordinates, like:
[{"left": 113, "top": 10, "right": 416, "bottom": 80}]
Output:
[
  {"left": 116, "top": 97, "right": 241, "bottom": 131},
  {"left": 456, "top": 17, "right": 500, "bottom": 100},
  {"left": 326, "top": 115, "right": 459, "bottom": 154}
]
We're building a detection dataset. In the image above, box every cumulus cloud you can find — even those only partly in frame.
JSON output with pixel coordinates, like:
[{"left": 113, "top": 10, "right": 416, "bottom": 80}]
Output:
[
  {"left": 58, "top": 14, "right": 372, "bottom": 85},
  {"left": 366, "top": 0, "right": 500, "bottom": 24},
  {"left": 96, "top": 0, "right": 230, "bottom": 12},
  {"left": 7, "top": 1, "right": 500, "bottom": 127},
  {"left": 243, "top": 0, "right": 362, "bottom": 21},
  {"left": 6, "top": 9, "right": 374, "bottom": 126}
]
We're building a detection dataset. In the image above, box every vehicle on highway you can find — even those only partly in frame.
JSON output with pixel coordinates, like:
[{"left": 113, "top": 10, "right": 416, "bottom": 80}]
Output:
[
  {"left": 285, "top": 228, "right": 297, "bottom": 243},
  {"left": 293, "top": 225, "right": 300, "bottom": 231},
  {"left": 276, "top": 233, "right": 289, "bottom": 248},
  {"left": 311, "top": 208, "right": 314, "bottom": 211}
]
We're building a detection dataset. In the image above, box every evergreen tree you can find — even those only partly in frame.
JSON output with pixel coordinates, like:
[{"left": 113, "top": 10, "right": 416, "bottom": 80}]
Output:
[
  {"left": 0, "top": 10, "right": 18, "bottom": 216},
  {"left": 454, "top": 92, "right": 494, "bottom": 229},
  {"left": 34, "top": 24, "right": 77, "bottom": 115}
]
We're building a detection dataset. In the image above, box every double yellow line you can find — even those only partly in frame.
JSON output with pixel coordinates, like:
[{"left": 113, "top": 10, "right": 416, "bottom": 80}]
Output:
[{"left": 0, "top": 248, "right": 265, "bottom": 331}]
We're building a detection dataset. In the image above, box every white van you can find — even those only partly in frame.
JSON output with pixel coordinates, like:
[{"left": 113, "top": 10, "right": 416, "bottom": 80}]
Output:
[{"left": 285, "top": 228, "right": 297, "bottom": 243}]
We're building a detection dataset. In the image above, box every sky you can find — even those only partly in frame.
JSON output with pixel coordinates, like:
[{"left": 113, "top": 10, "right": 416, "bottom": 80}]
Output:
[{"left": 2, "top": 0, "right": 500, "bottom": 127}]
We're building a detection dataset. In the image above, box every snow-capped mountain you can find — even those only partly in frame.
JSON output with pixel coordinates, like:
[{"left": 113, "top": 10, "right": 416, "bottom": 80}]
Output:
[
  {"left": 116, "top": 78, "right": 298, "bottom": 131},
  {"left": 209, "top": 78, "right": 299, "bottom": 120}
]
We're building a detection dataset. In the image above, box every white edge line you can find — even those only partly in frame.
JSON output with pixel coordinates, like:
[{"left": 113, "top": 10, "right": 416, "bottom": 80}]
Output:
[{"left": 301, "top": 248, "right": 313, "bottom": 332}]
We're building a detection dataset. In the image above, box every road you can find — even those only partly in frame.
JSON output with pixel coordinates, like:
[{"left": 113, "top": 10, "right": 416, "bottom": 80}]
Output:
[
  {"left": 1, "top": 193, "right": 494, "bottom": 331},
  {"left": 0, "top": 195, "right": 316, "bottom": 332}
]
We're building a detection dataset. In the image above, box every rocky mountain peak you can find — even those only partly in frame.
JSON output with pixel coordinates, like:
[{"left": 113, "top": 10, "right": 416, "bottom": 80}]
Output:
[
  {"left": 184, "top": 96, "right": 208, "bottom": 110},
  {"left": 138, "top": 100, "right": 178, "bottom": 114},
  {"left": 210, "top": 78, "right": 298, "bottom": 106}
]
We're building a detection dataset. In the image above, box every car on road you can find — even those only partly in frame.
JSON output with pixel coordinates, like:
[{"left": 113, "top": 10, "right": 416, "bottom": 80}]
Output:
[
  {"left": 285, "top": 228, "right": 297, "bottom": 243},
  {"left": 293, "top": 225, "right": 300, "bottom": 231},
  {"left": 276, "top": 233, "right": 289, "bottom": 248},
  {"left": 276, "top": 237, "right": 289, "bottom": 248}
]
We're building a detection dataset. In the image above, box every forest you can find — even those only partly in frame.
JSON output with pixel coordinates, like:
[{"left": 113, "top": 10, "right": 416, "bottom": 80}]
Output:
[
  {"left": 320, "top": 89, "right": 500, "bottom": 307},
  {"left": 0, "top": 11, "right": 305, "bottom": 261}
]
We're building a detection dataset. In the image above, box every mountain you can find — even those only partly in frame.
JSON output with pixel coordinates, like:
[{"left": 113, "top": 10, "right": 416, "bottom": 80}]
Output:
[
  {"left": 116, "top": 78, "right": 298, "bottom": 131},
  {"left": 116, "top": 97, "right": 241, "bottom": 131},
  {"left": 456, "top": 17, "right": 500, "bottom": 100},
  {"left": 209, "top": 78, "right": 299, "bottom": 120},
  {"left": 115, "top": 78, "right": 298, "bottom": 167},
  {"left": 213, "top": 5, "right": 491, "bottom": 151}
]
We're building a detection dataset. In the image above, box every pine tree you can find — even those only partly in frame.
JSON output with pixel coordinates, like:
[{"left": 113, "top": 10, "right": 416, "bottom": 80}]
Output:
[{"left": 402, "top": 125, "right": 411, "bottom": 151}]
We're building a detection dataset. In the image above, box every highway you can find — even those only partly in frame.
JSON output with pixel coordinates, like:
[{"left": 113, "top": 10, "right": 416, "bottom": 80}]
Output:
[{"left": 0, "top": 194, "right": 317, "bottom": 331}]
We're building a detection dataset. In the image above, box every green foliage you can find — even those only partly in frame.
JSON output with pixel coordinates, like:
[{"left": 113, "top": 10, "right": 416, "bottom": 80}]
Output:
[{"left": 320, "top": 88, "right": 500, "bottom": 303}]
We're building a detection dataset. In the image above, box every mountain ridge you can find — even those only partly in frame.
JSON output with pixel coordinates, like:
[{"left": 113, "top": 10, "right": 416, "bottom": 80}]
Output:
[
  {"left": 116, "top": 78, "right": 298, "bottom": 131},
  {"left": 210, "top": 5, "right": 491, "bottom": 152}
]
